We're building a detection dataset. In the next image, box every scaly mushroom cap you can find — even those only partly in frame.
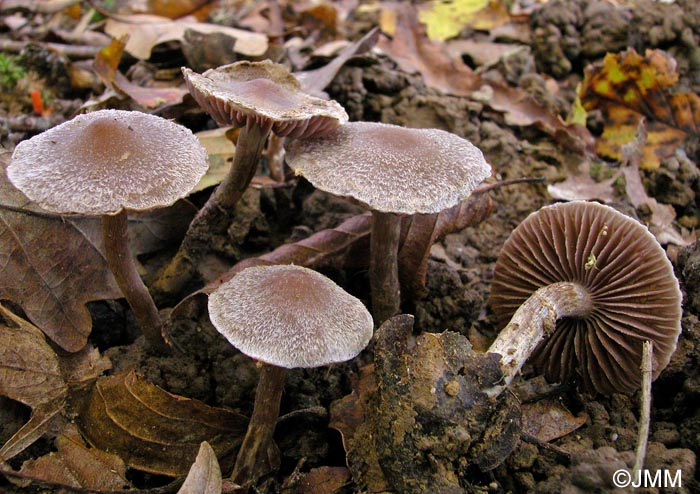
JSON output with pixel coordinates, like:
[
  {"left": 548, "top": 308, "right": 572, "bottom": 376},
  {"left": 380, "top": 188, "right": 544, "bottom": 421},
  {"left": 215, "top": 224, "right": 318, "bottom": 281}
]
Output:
[
  {"left": 7, "top": 109, "right": 208, "bottom": 216},
  {"left": 208, "top": 265, "right": 373, "bottom": 368},
  {"left": 489, "top": 201, "right": 682, "bottom": 394},
  {"left": 182, "top": 60, "right": 348, "bottom": 138},
  {"left": 286, "top": 122, "right": 491, "bottom": 214}
]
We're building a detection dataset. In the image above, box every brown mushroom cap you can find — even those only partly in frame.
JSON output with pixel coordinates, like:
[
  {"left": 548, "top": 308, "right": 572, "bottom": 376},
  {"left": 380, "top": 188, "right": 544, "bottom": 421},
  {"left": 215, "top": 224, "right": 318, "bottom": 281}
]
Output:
[
  {"left": 208, "top": 265, "right": 373, "bottom": 368},
  {"left": 182, "top": 60, "right": 348, "bottom": 138},
  {"left": 7, "top": 109, "right": 208, "bottom": 216},
  {"left": 489, "top": 201, "right": 682, "bottom": 394},
  {"left": 285, "top": 122, "right": 491, "bottom": 215}
]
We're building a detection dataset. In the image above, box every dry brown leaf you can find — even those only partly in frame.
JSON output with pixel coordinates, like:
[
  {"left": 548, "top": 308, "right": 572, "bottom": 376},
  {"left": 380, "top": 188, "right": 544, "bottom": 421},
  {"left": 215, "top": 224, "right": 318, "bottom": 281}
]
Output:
[
  {"left": 94, "top": 37, "right": 189, "bottom": 109},
  {"left": 104, "top": 14, "right": 267, "bottom": 60},
  {"left": 177, "top": 442, "right": 223, "bottom": 494},
  {"left": 546, "top": 161, "right": 621, "bottom": 203},
  {"left": 15, "top": 424, "right": 131, "bottom": 490},
  {"left": 1, "top": 150, "right": 191, "bottom": 351},
  {"left": 78, "top": 370, "right": 247, "bottom": 476},
  {"left": 580, "top": 48, "right": 700, "bottom": 169},
  {"left": 377, "top": 2, "right": 480, "bottom": 96},
  {"left": 0, "top": 153, "right": 121, "bottom": 352},
  {"left": 295, "top": 466, "right": 352, "bottom": 494},
  {"left": 620, "top": 121, "right": 693, "bottom": 246},
  {"left": 295, "top": 27, "right": 380, "bottom": 97},
  {"left": 378, "top": 3, "right": 592, "bottom": 151},
  {"left": 0, "top": 304, "right": 67, "bottom": 460},
  {"left": 521, "top": 399, "right": 587, "bottom": 442}
]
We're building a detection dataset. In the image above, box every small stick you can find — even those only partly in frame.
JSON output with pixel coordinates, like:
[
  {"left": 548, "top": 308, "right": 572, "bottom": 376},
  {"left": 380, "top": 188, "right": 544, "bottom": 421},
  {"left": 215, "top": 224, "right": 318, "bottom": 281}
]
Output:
[
  {"left": 0, "top": 39, "right": 100, "bottom": 59},
  {"left": 520, "top": 433, "right": 571, "bottom": 463},
  {"left": 633, "top": 341, "right": 653, "bottom": 476}
]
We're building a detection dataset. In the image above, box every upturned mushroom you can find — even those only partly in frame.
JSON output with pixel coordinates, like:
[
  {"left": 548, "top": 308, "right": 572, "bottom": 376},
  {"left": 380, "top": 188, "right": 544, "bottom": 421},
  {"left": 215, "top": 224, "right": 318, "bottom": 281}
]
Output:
[
  {"left": 286, "top": 122, "right": 491, "bottom": 323},
  {"left": 486, "top": 201, "right": 682, "bottom": 395},
  {"left": 7, "top": 109, "right": 209, "bottom": 353},
  {"left": 155, "top": 61, "right": 348, "bottom": 298},
  {"left": 207, "top": 264, "right": 373, "bottom": 486}
]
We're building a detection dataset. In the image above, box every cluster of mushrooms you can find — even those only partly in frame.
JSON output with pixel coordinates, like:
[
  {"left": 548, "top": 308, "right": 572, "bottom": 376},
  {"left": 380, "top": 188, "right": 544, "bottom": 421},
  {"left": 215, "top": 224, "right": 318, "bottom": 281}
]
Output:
[{"left": 6, "top": 60, "right": 683, "bottom": 489}]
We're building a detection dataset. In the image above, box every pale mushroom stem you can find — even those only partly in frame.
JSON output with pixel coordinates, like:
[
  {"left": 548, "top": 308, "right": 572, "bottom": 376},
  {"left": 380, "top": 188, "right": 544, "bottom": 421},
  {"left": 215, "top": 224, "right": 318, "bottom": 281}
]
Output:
[
  {"left": 153, "top": 119, "right": 272, "bottom": 301},
  {"left": 370, "top": 211, "right": 402, "bottom": 323},
  {"left": 484, "top": 281, "right": 593, "bottom": 397},
  {"left": 101, "top": 211, "right": 169, "bottom": 354},
  {"left": 231, "top": 363, "right": 287, "bottom": 486}
]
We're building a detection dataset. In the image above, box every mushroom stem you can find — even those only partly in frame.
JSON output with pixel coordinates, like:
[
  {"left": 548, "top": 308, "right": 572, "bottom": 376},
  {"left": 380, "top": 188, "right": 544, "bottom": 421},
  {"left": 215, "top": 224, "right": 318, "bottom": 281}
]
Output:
[
  {"left": 370, "top": 211, "right": 402, "bottom": 323},
  {"left": 101, "top": 211, "right": 169, "bottom": 354},
  {"left": 485, "top": 281, "right": 593, "bottom": 397},
  {"left": 231, "top": 363, "right": 287, "bottom": 486},
  {"left": 215, "top": 119, "right": 273, "bottom": 208},
  {"left": 153, "top": 120, "right": 272, "bottom": 302}
]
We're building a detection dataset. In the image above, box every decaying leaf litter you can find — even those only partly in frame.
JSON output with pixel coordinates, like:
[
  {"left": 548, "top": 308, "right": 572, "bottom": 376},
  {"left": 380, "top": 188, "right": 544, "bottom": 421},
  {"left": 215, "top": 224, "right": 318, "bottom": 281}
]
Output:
[{"left": 0, "top": 0, "right": 699, "bottom": 493}]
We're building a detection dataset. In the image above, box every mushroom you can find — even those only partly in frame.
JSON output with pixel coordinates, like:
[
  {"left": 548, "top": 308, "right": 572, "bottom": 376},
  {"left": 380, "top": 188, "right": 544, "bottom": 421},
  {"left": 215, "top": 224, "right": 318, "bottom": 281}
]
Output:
[
  {"left": 7, "top": 109, "right": 209, "bottom": 353},
  {"left": 207, "top": 264, "right": 373, "bottom": 486},
  {"left": 155, "top": 61, "right": 348, "bottom": 298},
  {"left": 486, "top": 201, "right": 682, "bottom": 395},
  {"left": 286, "top": 121, "right": 491, "bottom": 322}
]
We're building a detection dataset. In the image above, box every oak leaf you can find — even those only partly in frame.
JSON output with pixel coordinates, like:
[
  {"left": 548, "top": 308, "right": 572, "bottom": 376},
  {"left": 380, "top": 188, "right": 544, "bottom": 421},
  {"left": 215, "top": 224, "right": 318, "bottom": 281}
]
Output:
[
  {"left": 580, "top": 48, "right": 700, "bottom": 169},
  {"left": 0, "top": 304, "right": 67, "bottom": 460},
  {"left": 78, "top": 370, "right": 247, "bottom": 476},
  {"left": 14, "top": 425, "right": 131, "bottom": 490}
]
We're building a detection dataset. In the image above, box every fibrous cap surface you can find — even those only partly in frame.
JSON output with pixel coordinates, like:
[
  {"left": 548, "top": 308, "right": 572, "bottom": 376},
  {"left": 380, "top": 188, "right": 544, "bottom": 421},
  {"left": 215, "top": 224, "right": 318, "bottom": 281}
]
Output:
[
  {"left": 208, "top": 264, "right": 373, "bottom": 368},
  {"left": 182, "top": 60, "right": 348, "bottom": 138},
  {"left": 489, "top": 201, "right": 682, "bottom": 394},
  {"left": 286, "top": 122, "right": 491, "bottom": 214},
  {"left": 8, "top": 109, "right": 209, "bottom": 215}
]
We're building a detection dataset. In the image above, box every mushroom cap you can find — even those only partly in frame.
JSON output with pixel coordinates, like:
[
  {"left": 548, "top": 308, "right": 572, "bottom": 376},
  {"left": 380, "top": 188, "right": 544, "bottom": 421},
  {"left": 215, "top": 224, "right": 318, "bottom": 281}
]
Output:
[
  {"left": 489, "top": 201, "right": 682, "bottom": 394},
  {"left": 208, "top": 265, "right": 373, "bottom": 368},
  {"left": 7, "top": 109, "right": 209, "bottom": 216},
  {"left": 182, "top": 60, "right": 348, "bottom": 138},
  {"left": 285, "top": 122, "right": 491, "bottom": 214}
]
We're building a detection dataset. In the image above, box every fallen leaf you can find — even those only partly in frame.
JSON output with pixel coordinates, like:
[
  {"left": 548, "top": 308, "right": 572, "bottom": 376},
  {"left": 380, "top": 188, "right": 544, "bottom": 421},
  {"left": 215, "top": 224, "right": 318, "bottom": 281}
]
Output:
[
  {"left": 295, "top": 466, "right": 351, "bottom": 494},
  {"left": 580, "top": 48, "right": 700, "bottom": 169},
  {"left": 378, "top": 3, "right": 480, "bottom": 96},
  {"left": 521, "top": 399, "right": 587, "bottom": 442},
  {"left": 94, "top": 37, "right": 189, "bottom": 109},
  {"left": 15, "top": 425, "right": 131, "bottom": 490},
  {"left": 181, "top": 28, "right": 238, "bottom": 73},
  {"left": 378, "top": 3, "right": 592, "bottom": 151},
  {"left": 104, "top": 15, "right": 268, "bottom": 60},
  {"left": 295, "top": 27, "right": 380, "bottom": 97},
  {"left": 619, "top": 121, "right": 693, "bottom": 246},
  {"left": 177, "top": 442, "right": 223, "bottom": 494},
  {"left": 1, "top": 152, "right": 133, "bottom": 352},
  {"left": 418, "top": 0, "right": 511, "bottom": 41},
  {"left": 191, "top": 128, "right": 236, "bottom": 194},
  {"left": 78, "top": 370, "right": 247, "bottom": 476},
  {"left": 547, "top": 161, "right": 621, "bottom": 203},
  {"left": 0, "top": 304, "right": 67, "bottom": 460}
]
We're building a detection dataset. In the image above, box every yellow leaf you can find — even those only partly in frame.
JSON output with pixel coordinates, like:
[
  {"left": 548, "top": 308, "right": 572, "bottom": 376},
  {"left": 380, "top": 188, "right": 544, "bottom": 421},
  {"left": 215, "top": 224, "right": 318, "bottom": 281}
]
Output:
[
  {"left": 418, "top": 0, "right": 510, "bottom": 42},
  {"left": 580, "top": 48, "right": 700, "bottom": 169}
]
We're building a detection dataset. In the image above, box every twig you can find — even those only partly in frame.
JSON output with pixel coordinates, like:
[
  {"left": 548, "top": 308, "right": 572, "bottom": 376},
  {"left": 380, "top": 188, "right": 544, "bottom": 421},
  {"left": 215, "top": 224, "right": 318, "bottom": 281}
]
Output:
[
  {"left": 0, "top": 0, "right": 80, "bottom": 14},
  {"left": 0, "top": 39, "right": 100, "bottom": 59},
  {"left": 472, "top": 176, "right": 546, "bottom": 194},
  {"left": 633, "top": 341, "right": 653, "bottom": 476},
  {"left": 520, "top": 433, "right": 571, "bottom": 463}
]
